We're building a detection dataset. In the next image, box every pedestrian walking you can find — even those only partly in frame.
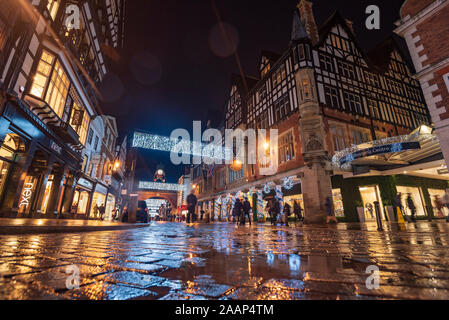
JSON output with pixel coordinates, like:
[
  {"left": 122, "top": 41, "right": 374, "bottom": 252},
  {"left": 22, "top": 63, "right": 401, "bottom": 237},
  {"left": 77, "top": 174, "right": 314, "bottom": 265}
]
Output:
[
  {"left": 99, "top": 204, "right": 106, "bottom": 220},
  {"left": 200, "top": 209, "right": 205, "bottom": 221},
  {"left": 283, "top": 202, "right": 291, "bottom": 226},
  {"left": 186, "top": 190, "right": 197, "bottom": 224},
  {"left": 121, "top": 206, "right": 129, "bottom": 223},
  {"left": 444, "top": 190, "right": 449, "bottom": 222},
  {"left": 293, "top": 200, "right": 303, "bottom": 222},
  {"left": 325, "top": 196, "right": 338, "bottom": 224},
  {"left": 434, "top": 195, "right": 445, "bottom": 218},
  {"left": 269, "top": 198, "right": 280, "bottom": 225},
  {"left": 93, "top": 204, "right": 99, "bottom": 219},
  {"left": 232, "top": 198, "right": 243, "bottom": 224},
  {"left": 407, "top": 193, "right": 416, "bottom": 222},
  {"left": 241, "top": 197, "right": 252, "bottom": 226}
]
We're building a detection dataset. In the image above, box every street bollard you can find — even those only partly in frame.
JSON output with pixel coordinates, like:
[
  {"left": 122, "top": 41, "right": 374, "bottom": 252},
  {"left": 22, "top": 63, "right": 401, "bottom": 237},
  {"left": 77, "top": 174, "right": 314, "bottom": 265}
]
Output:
[{"left": 374, "top": 201, "right": 383, "bottom": 231}]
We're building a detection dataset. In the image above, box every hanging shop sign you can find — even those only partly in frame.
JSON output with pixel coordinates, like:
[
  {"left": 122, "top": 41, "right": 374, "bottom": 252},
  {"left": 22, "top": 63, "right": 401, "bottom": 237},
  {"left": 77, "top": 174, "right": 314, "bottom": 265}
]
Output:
[
  {"left": 71, "top": 109, "right": 84, "bottom": 126},
  {"left": 50, "top": 141, "right": 62, "bottom": 154},
  {"left": 19, "top": 183, "right": 34, "bottom": 208},
  {"left": 339, "top": 142, "right": 421, "bottom": 166}
]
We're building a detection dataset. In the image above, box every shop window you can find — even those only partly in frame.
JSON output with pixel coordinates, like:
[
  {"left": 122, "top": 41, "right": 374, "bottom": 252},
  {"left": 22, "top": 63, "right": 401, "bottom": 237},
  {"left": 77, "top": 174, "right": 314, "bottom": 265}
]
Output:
[
  {"left": 47, "top": 0, "right": 60, "bottom": 21},
  {"left": 359, "top": 186, "right": 385, "bottom": 221},
  {"left": 40, "top": 175, "right": 54, "bottom": 214},
  {"left": 396, "top": 186, "right": 427, "bottom": 217},
  {"left": 273, "top": 95, "right": 290, "bottom": 123},
  {"left": 324, "top": 86, "right": 341, "bottom": 109},
  {"left": 279, "top": 131, "right": 295, "bottom": 164},
  {"left": 69, "top": 101, "right": 90, "bottom": 145},
  {"left": 428, "top": 189, "right": 448, "bottom": 217},
  {"left": 30, "top": 51, "right": 70, "bottom": 118},
  {"left": 350, "top": 128, "right": 371, "bottom": 145},
  {"left": 0, "top": 18, "right": 7, "bottom": 51},
  {"left": 332, "top": 189, "right": 344, "bottom": 217},
  {"left": 319, "top": 53, "right": 334, "bottom": 73},
  {"left": 330, "top": 125, "right": 346, "bottom": 152},
  {"left": 343, "top": 92, "right": 362, "bottom": 114}
]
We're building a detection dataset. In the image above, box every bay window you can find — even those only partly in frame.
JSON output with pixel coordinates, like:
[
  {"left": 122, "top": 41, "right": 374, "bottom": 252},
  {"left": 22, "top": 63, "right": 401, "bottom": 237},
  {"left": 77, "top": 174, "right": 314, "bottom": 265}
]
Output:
[{"left": 30, "top": 50, "right": 69, "bottom": 119}]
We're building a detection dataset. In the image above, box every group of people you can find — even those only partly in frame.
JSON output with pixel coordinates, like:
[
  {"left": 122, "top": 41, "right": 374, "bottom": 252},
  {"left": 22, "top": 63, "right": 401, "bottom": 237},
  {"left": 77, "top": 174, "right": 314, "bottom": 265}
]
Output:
[
  {"left": 231, "top": 197, "right": 253, "bottom": 225},
  {"left": 157, "top": 203, "right": 174, "bottom": 221},
  {"left": 92, "top": 203, "right": 106, "bottom": 220},
  {"left": 395, "top": 191, "right": 449, "bottom": 222}
]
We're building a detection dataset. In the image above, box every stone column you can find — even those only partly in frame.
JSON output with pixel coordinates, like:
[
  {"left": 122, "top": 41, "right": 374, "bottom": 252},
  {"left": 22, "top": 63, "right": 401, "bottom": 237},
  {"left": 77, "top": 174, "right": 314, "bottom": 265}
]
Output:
[
  {"left": 295, "top": 67, "right": 333, "bottom": 224},
  {"left": 34, "top": 155, "right": 56, "bottom": 216},
  {"left": 11, "top": 141, "right": 38, "bottom": 213}
]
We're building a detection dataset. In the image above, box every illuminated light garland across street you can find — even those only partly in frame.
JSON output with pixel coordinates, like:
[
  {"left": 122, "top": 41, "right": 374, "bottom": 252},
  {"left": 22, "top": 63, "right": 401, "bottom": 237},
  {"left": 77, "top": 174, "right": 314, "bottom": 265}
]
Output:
[
  {"left": 132, "top": 132, "right": 231, "bottom": 161},
  {"left": 138, "top": 181, "right": 186, "bottom": 192}
]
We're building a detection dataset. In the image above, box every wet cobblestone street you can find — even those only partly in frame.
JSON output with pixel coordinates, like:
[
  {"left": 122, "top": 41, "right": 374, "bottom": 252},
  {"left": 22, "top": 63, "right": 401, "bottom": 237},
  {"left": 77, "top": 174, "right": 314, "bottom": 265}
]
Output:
[{"left": 2, "top": 221, "right": 449, "bottom": 300}]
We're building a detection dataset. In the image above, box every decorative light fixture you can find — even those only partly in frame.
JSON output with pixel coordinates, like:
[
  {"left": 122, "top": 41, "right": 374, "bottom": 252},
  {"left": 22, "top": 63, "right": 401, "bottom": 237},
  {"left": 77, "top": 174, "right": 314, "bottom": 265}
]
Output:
[
  {"left": 282, "top": 177, "right": 294, "bottom": 190},
  {"left": 138, "top": 181, "right": 185, "bottom": 192},
  {"left": 263, "top": 183, "right": 271, "bottom": 194}
]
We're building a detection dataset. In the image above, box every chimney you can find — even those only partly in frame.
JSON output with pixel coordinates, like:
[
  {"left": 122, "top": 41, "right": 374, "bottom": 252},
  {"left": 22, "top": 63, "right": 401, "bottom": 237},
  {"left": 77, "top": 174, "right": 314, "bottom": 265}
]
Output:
[
  {"left": 297, "top": 0, "right": 319, "bottom": 45},
  {"left": 345, "top": 19, "right": 355, "bottom": 35}
]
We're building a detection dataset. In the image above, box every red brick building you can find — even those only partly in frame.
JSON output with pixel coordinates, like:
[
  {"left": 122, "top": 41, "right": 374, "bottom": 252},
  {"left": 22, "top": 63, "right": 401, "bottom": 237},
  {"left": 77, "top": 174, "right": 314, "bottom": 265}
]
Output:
[{"left": 395, "top": 0, "right": 449, "bottom": 166}]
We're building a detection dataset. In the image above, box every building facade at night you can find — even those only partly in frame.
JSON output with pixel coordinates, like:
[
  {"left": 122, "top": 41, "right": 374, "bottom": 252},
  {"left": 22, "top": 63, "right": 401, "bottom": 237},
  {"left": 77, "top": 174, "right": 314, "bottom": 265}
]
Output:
[
  {"left": 193, "top": 0, "right": 449, "bottom": 223},
  {"left": 395, "top": 0, "right": 449, "bottom": 167},
  {"left": 0, "top": 0, "right": 126, "bottom": 220}
]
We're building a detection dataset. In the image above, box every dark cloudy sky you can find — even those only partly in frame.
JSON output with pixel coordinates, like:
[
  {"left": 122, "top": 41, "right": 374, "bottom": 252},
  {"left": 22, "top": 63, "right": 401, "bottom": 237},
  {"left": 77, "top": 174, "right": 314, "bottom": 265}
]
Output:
[{"left": 99, "top": 0, "right": 405, "bottom": 182}]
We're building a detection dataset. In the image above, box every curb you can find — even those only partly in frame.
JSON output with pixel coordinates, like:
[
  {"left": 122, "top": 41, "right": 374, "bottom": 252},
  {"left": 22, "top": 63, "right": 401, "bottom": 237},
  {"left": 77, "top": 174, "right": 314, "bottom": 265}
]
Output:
[{"left": 0, "top": 223, "right": 149, "bottom": 235}]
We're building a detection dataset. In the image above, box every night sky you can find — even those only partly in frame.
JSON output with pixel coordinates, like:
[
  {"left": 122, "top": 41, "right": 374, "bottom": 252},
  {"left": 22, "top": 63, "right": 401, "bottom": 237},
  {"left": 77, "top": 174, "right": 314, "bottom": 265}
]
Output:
[{"left": 99, "top": 0, "right": 405, "bottom": 182}]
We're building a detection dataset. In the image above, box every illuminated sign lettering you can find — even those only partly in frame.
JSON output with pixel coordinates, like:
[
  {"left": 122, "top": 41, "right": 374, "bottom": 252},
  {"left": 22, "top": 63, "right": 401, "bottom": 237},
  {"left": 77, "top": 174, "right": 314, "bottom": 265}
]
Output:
[{"left": 19, "top": 183, "right": 34, "bottom": 208}]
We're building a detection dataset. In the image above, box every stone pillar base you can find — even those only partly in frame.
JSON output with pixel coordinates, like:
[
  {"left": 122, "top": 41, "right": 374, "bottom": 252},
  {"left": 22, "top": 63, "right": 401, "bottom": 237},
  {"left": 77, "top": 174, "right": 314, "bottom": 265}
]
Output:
[{"left": 301, "top": 160, "right": 333, "bottom": 225}]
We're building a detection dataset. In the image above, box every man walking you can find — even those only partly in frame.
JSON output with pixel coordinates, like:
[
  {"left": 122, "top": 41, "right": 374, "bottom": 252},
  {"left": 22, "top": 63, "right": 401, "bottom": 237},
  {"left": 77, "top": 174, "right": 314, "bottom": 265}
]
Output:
[
  {"left": 233, "top": 198, "right": 243, "bottom": 224},
  {"left": 407, "top": 193, "right": 416, "bottom": 222},
  {"left": 293, "top": 201, "right": 303, "bottom": 222},
  {"left": 186, "top": 189, "right": 197, "bottom": 224},
  {"left": 241, "top": 197, "right": 252, "bottom": 226}
]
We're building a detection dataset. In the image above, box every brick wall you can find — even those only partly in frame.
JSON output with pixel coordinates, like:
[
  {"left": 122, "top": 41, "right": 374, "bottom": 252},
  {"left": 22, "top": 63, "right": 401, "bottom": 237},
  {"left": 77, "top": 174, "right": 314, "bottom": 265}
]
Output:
[{"left": 401, "top": 0, "right": 435, "bottom": 18}]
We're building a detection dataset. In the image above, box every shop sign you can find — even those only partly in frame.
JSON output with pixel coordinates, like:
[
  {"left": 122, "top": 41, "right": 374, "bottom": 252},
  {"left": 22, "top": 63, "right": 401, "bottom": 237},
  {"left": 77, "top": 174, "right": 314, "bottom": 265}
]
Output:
[
  {"left": 339, "top": 142, "right": 421, "bottom": 166},
  {"left": 78, "top": 178, "right": 93, "bottom": 190},
  {"left": 95, "top": 184, "right": 108, "bottom": 195},
  {"left": 19, "top": 183, "right": 34, "bottom": 208},
  {"left": 121, "top": 189, "right": 127, "bottom": 195},
  {"left": 71, "top": 109, "right": 84, "bottom": 126},
  {"left": 51, "top": 141, "right": 62, "bottom": 154}
]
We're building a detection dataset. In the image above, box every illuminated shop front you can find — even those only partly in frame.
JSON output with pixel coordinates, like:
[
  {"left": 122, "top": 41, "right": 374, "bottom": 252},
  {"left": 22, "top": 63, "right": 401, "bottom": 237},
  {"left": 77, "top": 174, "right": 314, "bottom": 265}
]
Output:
[
  {"left": 90, "top": 183, "right": 108, "bottom": 219},
  {"left": 72, "top": 177, "right": 94, "bottom": 218}
]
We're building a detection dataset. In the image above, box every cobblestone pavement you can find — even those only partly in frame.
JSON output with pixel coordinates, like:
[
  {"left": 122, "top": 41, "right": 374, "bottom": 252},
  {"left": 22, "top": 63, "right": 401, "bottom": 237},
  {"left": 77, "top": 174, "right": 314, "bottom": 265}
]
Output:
[{"left": 1, "top": 221, "right": 449, "bottom": 300}]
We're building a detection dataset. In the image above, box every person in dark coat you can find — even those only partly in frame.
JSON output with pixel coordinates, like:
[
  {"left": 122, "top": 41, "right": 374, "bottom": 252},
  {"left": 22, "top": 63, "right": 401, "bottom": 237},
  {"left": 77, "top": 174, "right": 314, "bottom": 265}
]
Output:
[
  {"left": 99, "top": 204, "right": 106, "bottom": 220},
  {"left": 283, "top": 202, "right": 291, "bottom": 226},
  {"left": 325, "top": 197, "right": 338, "bottom": 224},
  {"left": 293, "top": 201, "right": 303, "bottom": 222},
  {"left": 269, "top": 199, "right": 280, "bottom": 225},
  {"left": 186, "top": 190, "right": 197, "bottom": 223},
  {"left": 407, "top": 193, "right": 416, "bottom": 222},
  {"left": 232, "top": 198, "right": 243, "bottom": 224},
  {"left": 241, "top": 197, "right": 252, "bottom": 226}
]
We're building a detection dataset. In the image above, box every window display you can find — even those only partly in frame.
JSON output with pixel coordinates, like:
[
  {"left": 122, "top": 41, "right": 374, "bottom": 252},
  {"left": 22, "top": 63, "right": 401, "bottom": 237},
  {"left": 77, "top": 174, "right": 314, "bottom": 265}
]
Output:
[
  {"left": 396, "top": 186, "right": 426, "bottom": 217},
  {"left": 359, "top": 185, "right": 385, "bottom": 221},
  {"left": 428, "top": 189, "right": 448, "bottom": 217}
]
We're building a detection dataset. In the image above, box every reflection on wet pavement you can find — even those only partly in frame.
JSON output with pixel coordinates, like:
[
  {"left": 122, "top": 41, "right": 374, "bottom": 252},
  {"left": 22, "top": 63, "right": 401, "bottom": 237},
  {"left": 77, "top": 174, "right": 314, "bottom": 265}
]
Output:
[{"left": 1, "top": 221, "right": 449, "bottom": 300}]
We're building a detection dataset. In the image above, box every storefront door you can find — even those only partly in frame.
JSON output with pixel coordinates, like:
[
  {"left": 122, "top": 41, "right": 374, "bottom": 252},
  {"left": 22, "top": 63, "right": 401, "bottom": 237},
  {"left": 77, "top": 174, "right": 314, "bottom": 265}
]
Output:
[{"left": 359, "top": 185, "right": 385, "bottom": 221}]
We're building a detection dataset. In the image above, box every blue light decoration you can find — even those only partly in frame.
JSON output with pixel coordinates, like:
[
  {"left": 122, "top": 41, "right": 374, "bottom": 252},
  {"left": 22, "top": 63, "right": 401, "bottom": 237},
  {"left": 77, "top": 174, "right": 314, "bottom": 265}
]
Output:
[
  {"left": 263, "top": 183, "right": 271, "bottom": 194},
  {"left": 282, "top": 177, "right": 294, "bottom": 190}
]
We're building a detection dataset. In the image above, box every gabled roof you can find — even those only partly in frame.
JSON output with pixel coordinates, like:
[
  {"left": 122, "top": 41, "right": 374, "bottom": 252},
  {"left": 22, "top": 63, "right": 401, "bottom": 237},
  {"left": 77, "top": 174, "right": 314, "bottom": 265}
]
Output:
[
  {"left": 367, "top": 35, "right": 416, "bottom": 74},
  {"left": 230, "top": 73, "right": 259, "bottom": 95},
  {"left": 259, "top": 50, "right": 281, "bottom": 69},
  {"left": 291, "top": 9, "right": 309, "bottom": 43}
]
